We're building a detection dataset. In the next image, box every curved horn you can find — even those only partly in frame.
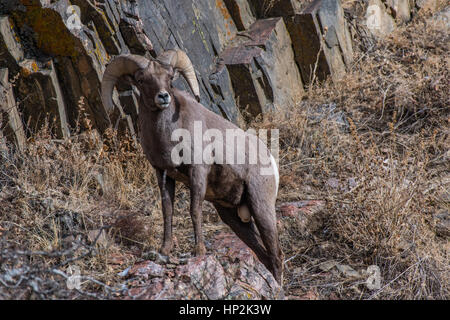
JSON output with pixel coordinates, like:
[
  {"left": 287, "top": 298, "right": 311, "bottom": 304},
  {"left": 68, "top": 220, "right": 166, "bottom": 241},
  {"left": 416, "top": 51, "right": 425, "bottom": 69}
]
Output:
[
  {"left": 158, "top": 49, "right": 200, "bottom": 101},
  {"left": 101, "top": 54, "right": 150, "bottom": 113}
]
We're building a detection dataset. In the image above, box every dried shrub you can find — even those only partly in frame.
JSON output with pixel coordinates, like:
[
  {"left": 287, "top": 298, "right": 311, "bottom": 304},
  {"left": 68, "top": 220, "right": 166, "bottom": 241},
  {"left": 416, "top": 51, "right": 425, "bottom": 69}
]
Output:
[{"left": 249, "top": 14, "right": 449, "bottom": 299}]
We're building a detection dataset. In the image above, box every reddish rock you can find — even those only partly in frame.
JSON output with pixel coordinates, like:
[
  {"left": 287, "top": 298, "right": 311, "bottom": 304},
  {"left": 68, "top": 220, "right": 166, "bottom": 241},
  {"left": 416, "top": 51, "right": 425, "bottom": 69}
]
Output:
[
  {"left": 278, "top": 200, "right": 326, "bottom": 216},
  {"left": 107, "top": 252, "right": 131, "bottom": 265},
  {"left": 121, "top": 232, "right": 284, "bottom": 300},
  {"left": 129, "top": 261, "right": 164, "bottom": 279},
  {"left": 288, "top": 289, "right": 319, "bottom": 300},
  {"left": 277, "top": 200, "right": 326, "bottom": 234},
  {"left": 279, "top": 204, "right": 299, "bottom": 218}
]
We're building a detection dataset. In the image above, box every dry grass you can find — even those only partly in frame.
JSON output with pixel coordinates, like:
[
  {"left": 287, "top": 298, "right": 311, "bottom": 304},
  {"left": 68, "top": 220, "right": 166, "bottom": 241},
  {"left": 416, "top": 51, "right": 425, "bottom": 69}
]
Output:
[
  {"left": 251, "top": 13, "right": 449, "bottom": 299},
  {"left": 0, "top": 11, "right": 449, "bottom": 299}
]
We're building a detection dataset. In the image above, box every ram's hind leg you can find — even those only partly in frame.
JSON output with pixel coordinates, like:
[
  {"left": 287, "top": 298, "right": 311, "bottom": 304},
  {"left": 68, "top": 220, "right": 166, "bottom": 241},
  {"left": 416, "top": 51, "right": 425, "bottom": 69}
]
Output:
[
  {"left": 214, "top": 204, "right": 270, "bottom": 269},
  {"left": 189, "top": 166, "right": 208, "bottom": 256},
  {"left": 247, "top": 192, "right": 283, "bottom": 283}
]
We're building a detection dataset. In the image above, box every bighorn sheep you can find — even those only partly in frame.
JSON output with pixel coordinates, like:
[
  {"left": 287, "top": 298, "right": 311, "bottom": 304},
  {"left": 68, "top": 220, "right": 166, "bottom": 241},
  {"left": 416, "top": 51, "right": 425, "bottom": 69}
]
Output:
[{"left": 101, "top": 49, "right": 283, "bottom": 283}]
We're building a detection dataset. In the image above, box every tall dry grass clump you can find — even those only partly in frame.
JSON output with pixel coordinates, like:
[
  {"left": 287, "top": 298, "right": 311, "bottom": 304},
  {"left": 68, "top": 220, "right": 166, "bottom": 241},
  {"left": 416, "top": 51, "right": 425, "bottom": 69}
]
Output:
[
  {"left": 0, "top": 104, "right": 166, "bottom": 298},
  {"left": 251, "top": 15, "right": 448, "bottom": 299}
]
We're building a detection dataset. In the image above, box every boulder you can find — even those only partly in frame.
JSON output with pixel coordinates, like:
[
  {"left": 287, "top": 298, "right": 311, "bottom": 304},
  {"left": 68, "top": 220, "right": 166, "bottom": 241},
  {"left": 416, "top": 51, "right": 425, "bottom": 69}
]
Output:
[
  {"left": 5, "top": 0, "right": 112, "bottom": 134},
  {"left": 385, "top": 0, "right": 412, "bottom": 23},
  {"left": 249, "top": 0, "right": 302, "bottom": 18},
  {"left": 220, "top": 17, "right": 304, "bottom": 118},
  {"left": 1, "top": 0, "right": 244, "bottom": 147},
  {"left": 0, "top": 15, "right": 23, "bottom": 75},
  {"left": 365, "top": 0, "right": 396, "bottom": 37},
  {"left": 0, "top": 17, "right": 26, "bottom": 150},
  {"left": 122, "top": 232, "right": 284, "bottom": 300},
  {"left": 71, "top": 0, "right": 122, "bottom": 55},
  {"left": 428, "top": 6, "right": 450, "bottom": 28},
  {"left": 135, "top": 0, "right": 240, "bottom": 123},
  {"left": 0, "top": 0, "right": 359, "bottom": 146},
  {"left": 223, "top": 0, "right": 257, "bottom": 30},
  {"left": 0, "top": 68, "right": 26, "bottom": 151},
  {"left": 17, "top": 59, "right": 71, "bottom": 139},
  {"left": 285, "top": 0, "right": 354, "bottom": 84},
  {"left": 1, "top": 12, "right": 71, "bottom": 139},
  {"left": 0, "top": 113, "right": 6, "bottom": 154}
]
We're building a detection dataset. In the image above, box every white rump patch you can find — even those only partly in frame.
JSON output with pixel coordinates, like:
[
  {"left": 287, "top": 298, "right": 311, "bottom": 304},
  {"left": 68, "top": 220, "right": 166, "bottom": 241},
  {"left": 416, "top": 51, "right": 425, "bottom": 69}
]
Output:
[{"left": 270, "top": 154, "right": 279, "bottom": 195}]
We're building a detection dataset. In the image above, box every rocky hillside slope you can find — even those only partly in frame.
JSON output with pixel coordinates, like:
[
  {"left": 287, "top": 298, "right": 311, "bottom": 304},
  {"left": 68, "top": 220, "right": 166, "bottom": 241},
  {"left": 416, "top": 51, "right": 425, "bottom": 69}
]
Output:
[{"left": 0, "top": 0, "right": 448, "bottom": 300}]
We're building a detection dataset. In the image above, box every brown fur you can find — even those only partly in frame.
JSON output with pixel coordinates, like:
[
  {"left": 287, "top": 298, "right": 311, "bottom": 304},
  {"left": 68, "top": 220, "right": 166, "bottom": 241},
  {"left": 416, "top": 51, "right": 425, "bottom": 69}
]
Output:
[{"left": 123, "top": 61, "right": 283, "bottom": 283}]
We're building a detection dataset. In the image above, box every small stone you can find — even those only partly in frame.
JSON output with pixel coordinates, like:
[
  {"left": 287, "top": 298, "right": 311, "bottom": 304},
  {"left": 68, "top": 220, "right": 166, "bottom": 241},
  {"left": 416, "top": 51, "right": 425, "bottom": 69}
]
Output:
[
  {"left": 129, "top": 261, "right": 164, "bottom": 279},
  {"left": 142, "top": 250, "right": 169, "bottom": 264},
  {"left": 348, "top": 178, "right": 357, "bottom": 188},
  {"left": 433, "top": 211, "right": 449, "bottom": 238},
  {"left": 319, "top": 260, "right": 337, "bottom": 272},
  {"left": 336, "top": 264, "right": 361, "bottom": 278},
  {"left": 118, "top": 267, "right": 131, "bottom": 278},
  {"left": 327, "top": 177, "right": 340, "bottom": 189}
]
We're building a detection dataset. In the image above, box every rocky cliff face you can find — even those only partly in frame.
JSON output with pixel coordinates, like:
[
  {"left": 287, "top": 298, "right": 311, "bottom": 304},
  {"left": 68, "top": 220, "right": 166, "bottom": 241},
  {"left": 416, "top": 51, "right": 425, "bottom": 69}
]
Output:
[
  {"left": 0, "top": 1, "right": 446, "bottom": 300},
  {"left": 0, "top": 0, "right": 423, "bottom": 149}
]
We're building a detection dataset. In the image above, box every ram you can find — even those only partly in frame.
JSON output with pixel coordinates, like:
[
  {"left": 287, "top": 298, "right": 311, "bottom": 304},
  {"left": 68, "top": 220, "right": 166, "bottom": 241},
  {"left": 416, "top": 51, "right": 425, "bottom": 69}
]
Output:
[{"left": 101, "top": 50, "right": 283, "bottom": 283}]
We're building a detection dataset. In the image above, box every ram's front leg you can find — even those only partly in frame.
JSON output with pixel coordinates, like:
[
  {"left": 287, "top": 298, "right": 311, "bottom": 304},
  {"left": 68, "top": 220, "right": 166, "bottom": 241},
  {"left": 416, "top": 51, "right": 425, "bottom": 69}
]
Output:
[
  {"left": 189, "top": 166, "right": 208, "bottom": 256},
  {"left": 156, "top": 169, "right": 176, "bottom": 256}
]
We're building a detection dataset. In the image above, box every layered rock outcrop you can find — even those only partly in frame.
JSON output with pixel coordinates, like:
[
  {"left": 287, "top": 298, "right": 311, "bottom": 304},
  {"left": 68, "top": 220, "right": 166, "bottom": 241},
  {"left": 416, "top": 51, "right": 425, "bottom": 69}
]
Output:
[{"left": 0, "top": 0, "right": 433, "bottom": 149}]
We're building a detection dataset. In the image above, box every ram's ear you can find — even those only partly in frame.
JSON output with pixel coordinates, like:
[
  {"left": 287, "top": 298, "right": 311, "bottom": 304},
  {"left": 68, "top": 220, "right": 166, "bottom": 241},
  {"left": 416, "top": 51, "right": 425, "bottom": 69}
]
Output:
[{"left": 119, "top": 74, "right": 137, "bottom": 86}]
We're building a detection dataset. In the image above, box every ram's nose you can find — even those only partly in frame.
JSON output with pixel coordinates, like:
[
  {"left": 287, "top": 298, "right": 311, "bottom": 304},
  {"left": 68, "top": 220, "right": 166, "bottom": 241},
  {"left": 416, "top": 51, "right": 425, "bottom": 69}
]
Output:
[
  {"left": 156, "top": 90, "right": 171, "bottom": 108},
  {"left": 158, "top": 92, "right": 170, "bottom": 101}
]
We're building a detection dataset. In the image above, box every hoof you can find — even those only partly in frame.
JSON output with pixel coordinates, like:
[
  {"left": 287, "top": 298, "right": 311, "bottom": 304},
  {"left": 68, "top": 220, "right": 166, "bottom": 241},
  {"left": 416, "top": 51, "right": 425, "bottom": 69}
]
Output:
[
  {"left": 159, "top": 244, "right": 172, "bottom": 256},
  {"left": 193, "top": 244, "right": 206, "bottom": 256}
]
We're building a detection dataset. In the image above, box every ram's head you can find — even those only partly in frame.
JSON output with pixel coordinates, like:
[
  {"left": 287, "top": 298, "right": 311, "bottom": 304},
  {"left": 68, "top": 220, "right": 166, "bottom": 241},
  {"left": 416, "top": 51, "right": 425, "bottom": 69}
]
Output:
[{"left": 101, "top": 50, "right": 200, "bottom": 112}]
